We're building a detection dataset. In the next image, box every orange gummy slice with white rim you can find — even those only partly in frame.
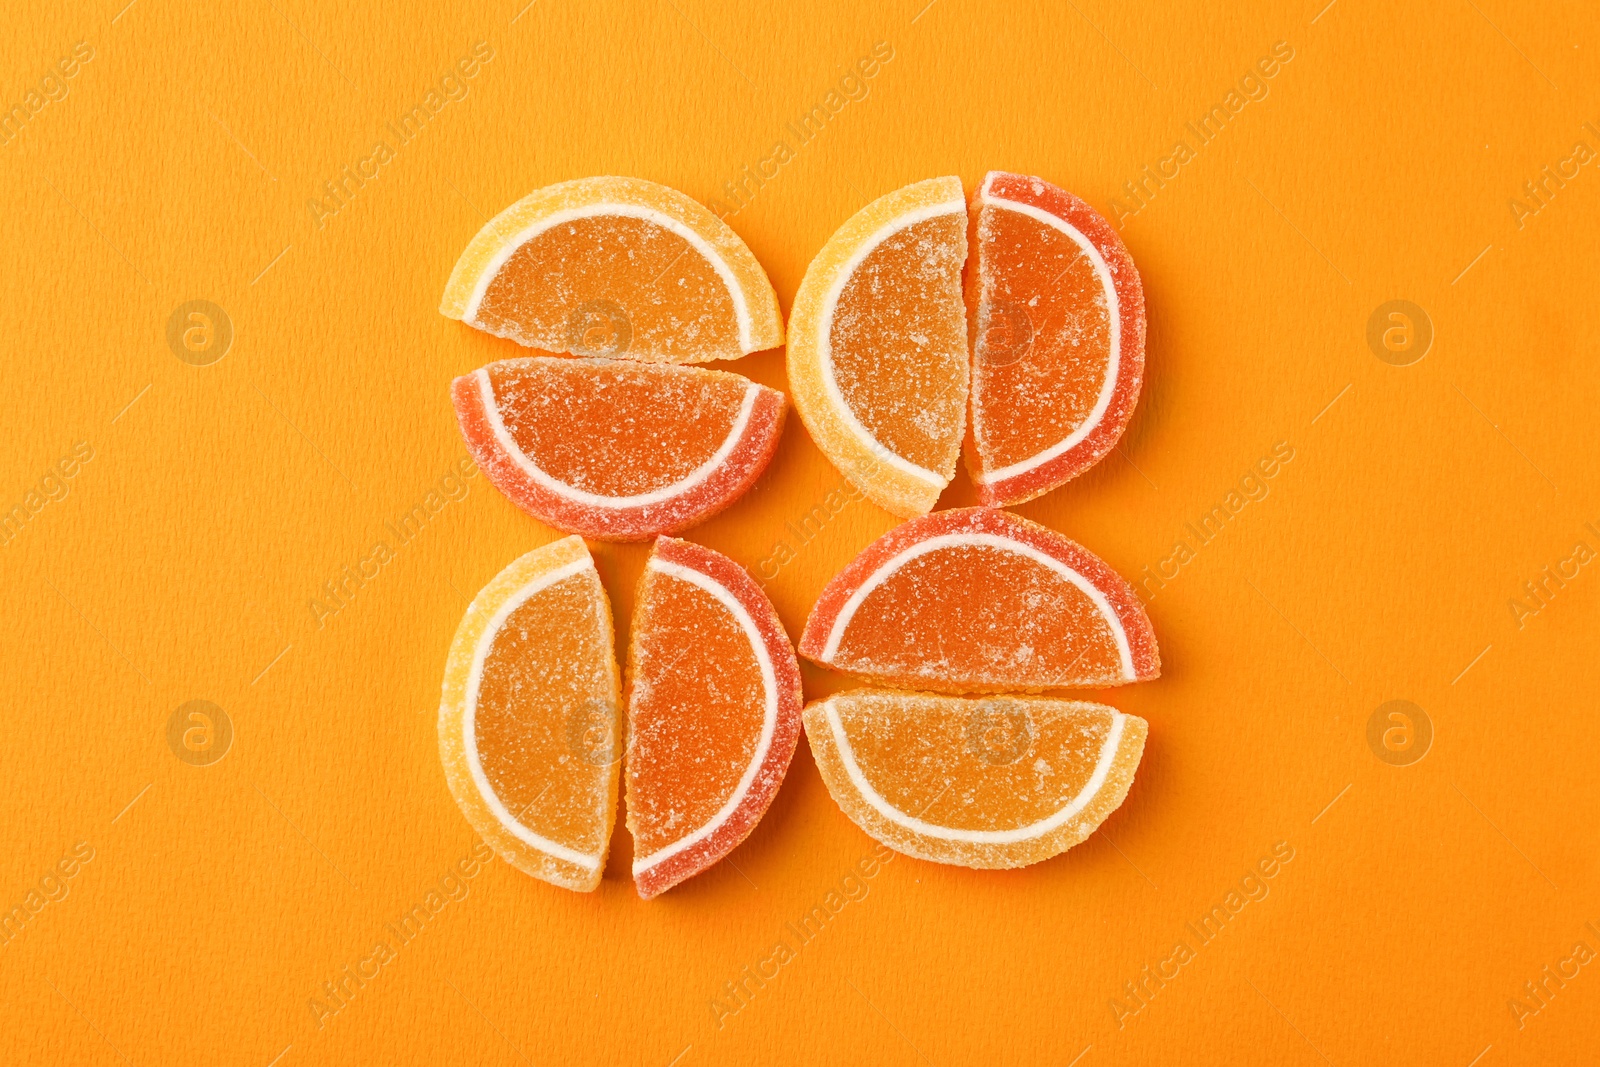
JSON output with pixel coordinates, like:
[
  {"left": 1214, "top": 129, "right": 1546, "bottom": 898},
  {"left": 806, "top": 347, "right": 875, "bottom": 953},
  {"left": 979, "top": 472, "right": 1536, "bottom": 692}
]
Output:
[
  {"left": 787, "top": 177, "right": 970, "bottom": 517},
  {"left": 438, "top": 536, "right": 622, "bottom": 892},
  {"left": 453, "top": 357, "right": 786, "bottom": 542},
  {"left": 625, "top": 536, "right": 803, "bottom": 898},
  {"left": 798, "top": 506, "right": 1159, "bottom": 693},
  {"left": 966, "top": 172, "right": 1147, "bottom": 506},
  {"left": 804, "top": 691, "right": 1146, "bottom": 869},
  {"left": 440, "top": 176, "right": 784, "bottom": 363}
]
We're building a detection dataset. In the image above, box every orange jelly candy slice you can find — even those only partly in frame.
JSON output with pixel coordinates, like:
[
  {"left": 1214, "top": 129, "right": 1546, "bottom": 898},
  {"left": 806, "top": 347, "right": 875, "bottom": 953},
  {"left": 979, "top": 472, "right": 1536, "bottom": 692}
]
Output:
[
  {"left": 804, "top": 691, "right": 1146, "bottom": 868},
  {"left": 625, "top": 537, "right": 803, "bottom": 898},
  {"left": 453, "top": 357, "right": 785, "bottom": 542},
  {"left": 440, "top": 176, "right": 783, "bottom": 363},
  {"left": 799, "top": 507, "right": 1159, "bottom": 693},
  {"left": 787, "top": 177, "right": 970, "bottom": 517},
  {"left": 438, "top": 536, "right": 622, "bottom": 892},
  {"left": 966, "top": 172, "right": 1146, "bottom": 506}
]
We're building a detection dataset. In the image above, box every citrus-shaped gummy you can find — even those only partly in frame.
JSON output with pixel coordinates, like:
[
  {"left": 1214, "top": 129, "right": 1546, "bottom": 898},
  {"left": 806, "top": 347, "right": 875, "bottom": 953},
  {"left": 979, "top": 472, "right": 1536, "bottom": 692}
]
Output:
[
  {"left": 625, "top": 537, "right": 803, "bottom": 898},
  {"left": 453, "top": 357, "right": 786, "bottom": 542},
  {"left": 799, "top": 507, "right": 1159, "bottom": 693},
  {"left": 966, "top": 171, "right": 1146, "bottom": 505},
  {"left": 804, "top": 690, "right": 1146, "bottom": 868},
  {"left": 438, "top": 536, "right": 622, "bottom": 892},
  {"left": 787, "top": 177, "right": 970, "bottom": 517},
  {"left": 440, "top": 176, "right": 784, "bottom": 363}
]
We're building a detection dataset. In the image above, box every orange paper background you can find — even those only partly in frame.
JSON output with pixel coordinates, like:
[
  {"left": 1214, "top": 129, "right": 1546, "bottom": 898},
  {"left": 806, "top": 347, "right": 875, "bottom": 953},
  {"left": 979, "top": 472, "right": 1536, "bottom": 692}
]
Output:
[{"left": 3, "top": 1, "right": 1598, "bottom": 1063}]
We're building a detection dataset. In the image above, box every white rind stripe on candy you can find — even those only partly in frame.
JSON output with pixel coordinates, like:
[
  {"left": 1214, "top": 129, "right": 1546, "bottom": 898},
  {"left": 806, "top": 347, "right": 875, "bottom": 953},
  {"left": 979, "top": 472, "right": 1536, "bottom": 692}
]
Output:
[
  {"left": 824, "top": 699, "right": 1127, "bottom": 845},
  {"left": 820, "top": 532, "right": 1135, "bottom": 681},
  {"left": 463, "top": 555, "right": 605, "bottom": 872},
  {"left": 463, "top": 202, "right": 755, "bottom": 353},
  {"left": 478, "top": 369, "right": 760, "bottom": 510},
  {"left": 632, "top": 557, "right": 779, "bottom": 877}
]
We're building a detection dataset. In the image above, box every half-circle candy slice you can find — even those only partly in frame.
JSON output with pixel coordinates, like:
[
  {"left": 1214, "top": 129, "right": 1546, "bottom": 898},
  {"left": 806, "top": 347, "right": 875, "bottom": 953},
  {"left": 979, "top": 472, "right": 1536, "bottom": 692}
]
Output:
[
  {"left": 966, "top": 171, "right": 1146, "bottom": 505},
  {"left": 438, "top": 536, "right": 622, "bottom": 892},
  {"left": 804, "top": 690, "right": 1147, "bottom": 869},
  {"left": 441, "top": 176, "right": 784, "bottom": 363},
  {"left": 798, "top": 507, "right": 1159, "bottom": 693},
  {"left": 625, "top": 537, "right": 803, "bottom": 898},
  {"left": 787, "top": 177, "right": 970, "bottom": 518},
  {"left": 453, "top": 357, "right": 785, "bottom": 542}
]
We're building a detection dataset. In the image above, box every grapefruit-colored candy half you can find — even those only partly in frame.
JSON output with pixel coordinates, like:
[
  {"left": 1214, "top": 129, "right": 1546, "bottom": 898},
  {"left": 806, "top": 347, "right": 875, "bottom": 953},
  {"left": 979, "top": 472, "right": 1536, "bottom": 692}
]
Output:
[
  {"left": 804, "top": 691, "right": 1147, "bottom": 868},
  {"left": 799, "top": 507, "right": 1159, "bottom": 693},
  {"left": 625, "top": 537, "right": 803, "bottom": 898},
  {"left": 453, "top": 357, "right": 785, "bottom": 542},
  {"left": 966, "top": 171, "right": 1146, "bottom": 506}
]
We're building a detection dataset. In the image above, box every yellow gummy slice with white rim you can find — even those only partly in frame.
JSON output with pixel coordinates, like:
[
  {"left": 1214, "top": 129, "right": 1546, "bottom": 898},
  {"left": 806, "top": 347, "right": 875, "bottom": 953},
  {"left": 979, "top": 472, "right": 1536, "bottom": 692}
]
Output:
[
  {"left": 803, "top": 691, "right": 1146, "bottom": 869},
  {"left": 786, "top": 177, "right": 970, "bottom": 517},
  {"left": 440, "top": 176, "right": 784, "bottom": 364},
  {"left": 438, "top": 535, "right": 622, "bottom": 892}
]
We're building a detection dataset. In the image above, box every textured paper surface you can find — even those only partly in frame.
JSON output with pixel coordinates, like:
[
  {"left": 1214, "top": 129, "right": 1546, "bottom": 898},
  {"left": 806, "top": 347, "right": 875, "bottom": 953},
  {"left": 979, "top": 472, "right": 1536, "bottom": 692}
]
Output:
[{"left": 2, "top": 1, "right": 1598, "bottom": 1063}]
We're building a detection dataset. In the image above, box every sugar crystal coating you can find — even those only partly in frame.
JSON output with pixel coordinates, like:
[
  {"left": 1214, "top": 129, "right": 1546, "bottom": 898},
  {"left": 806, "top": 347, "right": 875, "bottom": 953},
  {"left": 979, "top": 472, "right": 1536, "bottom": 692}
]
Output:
[
  {"left": 441, "top": 176, "right": 783, "bottom": 363},
  {"left": 438, "top": 536, "right": 622, "bottom": 892},
  {"left": 626, "top": 537, "right": 804, "bottom": 898},
  {"left": 965, "top": 171, "right": 1147, "bottom": 506},
  {"left": 787, "top": 176, "right": 970, "bottom": 518},
  {"left": 829, "top": 212, "right": 968, "bottom": 476},
  {"left": 477, "top": 214, "right": 740, "bottom": 360},
  {"left": 804, "top": 691, "right": 1147, "bottom": 869},
  {"left": 799, "top": 507, "right": 1160, "bottom": 693},
  {"left": 454, "top": 357, "right": 786, "bottom": 542}
]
